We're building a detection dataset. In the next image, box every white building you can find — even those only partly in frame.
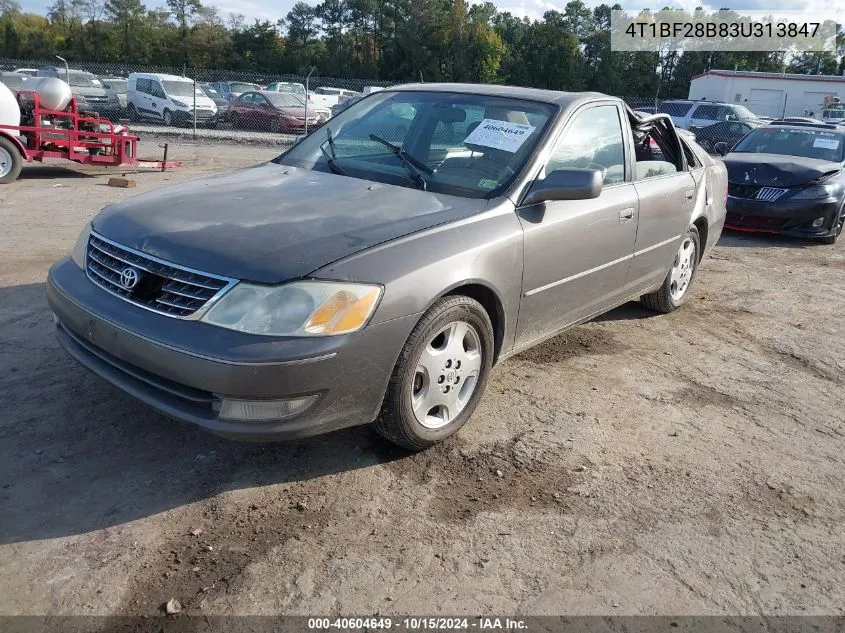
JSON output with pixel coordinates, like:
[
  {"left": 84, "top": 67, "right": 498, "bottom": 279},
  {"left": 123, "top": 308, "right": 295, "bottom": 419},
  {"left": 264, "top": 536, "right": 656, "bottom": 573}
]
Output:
[{"left": 688, "top": 69, "right": 845, "bottom": 119}]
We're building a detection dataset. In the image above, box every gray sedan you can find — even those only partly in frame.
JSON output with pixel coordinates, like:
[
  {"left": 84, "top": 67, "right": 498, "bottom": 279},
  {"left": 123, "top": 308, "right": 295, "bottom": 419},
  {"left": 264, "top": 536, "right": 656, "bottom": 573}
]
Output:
[{"left": 47, "top": 84, "right": 727, "bottom": 450}]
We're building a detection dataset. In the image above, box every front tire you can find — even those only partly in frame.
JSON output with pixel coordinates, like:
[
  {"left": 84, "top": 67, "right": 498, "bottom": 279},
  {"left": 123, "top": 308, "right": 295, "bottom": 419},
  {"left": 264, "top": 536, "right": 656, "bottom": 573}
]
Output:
[
  {"left": 162, "top": 109, "right": 173, "bottom": 126},
  {"left": 0, "top": 136, "right": 23, "bottom": 184},
  {"left": 375, "top": 295, "right": 494, "bottom": 451},
  {"left": 641, "top": 225, "right": 700, "bottom": 314},
  {"left": 820, "top": 203, "right": 844, "bottom": 245}
]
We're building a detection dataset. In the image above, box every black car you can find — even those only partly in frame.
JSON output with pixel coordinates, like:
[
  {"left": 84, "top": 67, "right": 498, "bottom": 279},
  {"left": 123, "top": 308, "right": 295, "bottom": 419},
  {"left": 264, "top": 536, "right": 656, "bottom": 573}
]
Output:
[
  {"left": 200, "top": 83, "right": 229, "bottom": 122},
  {"left": 691, "top": 120, "right": 762, "bottom": 153},
  {"left": 718, "top": 122, "right": 845, "bottom": 243}
]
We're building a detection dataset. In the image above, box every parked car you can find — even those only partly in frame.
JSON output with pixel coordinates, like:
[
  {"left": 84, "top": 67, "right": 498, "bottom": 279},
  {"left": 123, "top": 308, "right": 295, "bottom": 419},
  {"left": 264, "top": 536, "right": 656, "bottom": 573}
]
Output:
[
  {"left": 0, "top": 71, "right": 33, "bottom": 93},
  {"left": 659, "top": 99, "right": 761, "bottom": 130},
  {"left": 46, "top": 84, "right": 726, "bottom": 450},
  {"left": 690, "top": 119, "right": 763, "bottom": 153},
  {"left": 99, "top": 76, "right": 128, "bottom": 117},
  {"left": 199, "top": 83, "right": 229, "bottom": 122},
  {"left": 36, "top": 67, "right": 122, "bottom": 119},
  {"left": 718, "top": 121, "right": 845, "bottom": 243},
  {"left": 265, "top": 81, "right": 306, "bottom": 98},
  {"left": 127, "top": 73, "right": 217, "bottom": 126},
  {"left": 210, "top": 81, "right": 262, "bottom": 101},
  {"left": 229, "top": 90, "right": 327, "bottom": 133}
]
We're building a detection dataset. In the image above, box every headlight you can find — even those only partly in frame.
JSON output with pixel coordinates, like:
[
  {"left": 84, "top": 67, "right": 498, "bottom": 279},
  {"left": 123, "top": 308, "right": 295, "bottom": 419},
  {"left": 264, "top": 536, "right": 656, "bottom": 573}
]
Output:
[
  {"left": 792, "top": 185, "right": 836, "bottom": 200},
  {"left": 70, "top": 223, "right": 92, "bottom": 269},
  {"left": 201, "top": 281, "right": 382, "bottom": 336},
  {"left": 172, "top": 99, "right": 187, "bottom": 108}
]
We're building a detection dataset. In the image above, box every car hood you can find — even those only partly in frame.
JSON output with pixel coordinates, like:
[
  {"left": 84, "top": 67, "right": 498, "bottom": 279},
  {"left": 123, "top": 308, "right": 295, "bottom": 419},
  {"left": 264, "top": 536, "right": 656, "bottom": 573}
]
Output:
[
  {"left": 723, "top": 153, "right": 842, "bottom": 186},
  {"left": 92, "top": 163, "right": 488, "bottom": 283},
  {"left": 73, "top": 87, "right": 110, "bottom": 98}
]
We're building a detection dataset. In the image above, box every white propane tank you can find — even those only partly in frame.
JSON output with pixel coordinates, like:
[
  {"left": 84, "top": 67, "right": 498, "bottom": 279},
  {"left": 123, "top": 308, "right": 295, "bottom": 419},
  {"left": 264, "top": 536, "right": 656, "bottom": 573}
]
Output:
[
  {"left": 0, "top": 81, "right": 21, "bottom": 128},
  {"left": 34, "top": 77, "right": 73, "bottom": 111}
]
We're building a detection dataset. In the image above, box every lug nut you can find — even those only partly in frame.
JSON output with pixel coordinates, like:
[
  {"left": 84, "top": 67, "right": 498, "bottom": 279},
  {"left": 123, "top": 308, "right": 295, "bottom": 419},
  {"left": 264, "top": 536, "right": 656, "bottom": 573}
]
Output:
[
  {"left": 438, "top": 375, "right": 445, "bottom": 384},
  {"left": 455, "top": 360, "right": 461, "bottom": 369},
  {"left": 445, "top": 359, "right": 452, "bottom": 368},
  {"left": 454, "top": 376, "right": 460, "bottom": 384},
  {"left": 444, "top": 385, "right": 450, "bottom": 393}
]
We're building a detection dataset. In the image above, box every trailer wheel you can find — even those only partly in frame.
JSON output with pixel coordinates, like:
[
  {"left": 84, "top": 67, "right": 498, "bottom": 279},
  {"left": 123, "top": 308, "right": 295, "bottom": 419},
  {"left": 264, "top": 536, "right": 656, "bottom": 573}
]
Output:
[{"left": 0, "top": 137, "right": 23, "bottom": 184}]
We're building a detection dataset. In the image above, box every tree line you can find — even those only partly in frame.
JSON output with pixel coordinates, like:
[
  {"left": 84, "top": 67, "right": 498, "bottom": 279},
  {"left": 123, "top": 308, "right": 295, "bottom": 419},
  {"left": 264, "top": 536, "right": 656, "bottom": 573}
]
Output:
[{"left": 1, "top": 0, "right": 843, "bottom": 98}]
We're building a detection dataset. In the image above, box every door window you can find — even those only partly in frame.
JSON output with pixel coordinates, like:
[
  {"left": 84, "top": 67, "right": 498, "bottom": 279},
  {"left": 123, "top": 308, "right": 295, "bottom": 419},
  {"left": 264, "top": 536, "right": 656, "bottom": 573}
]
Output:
[
  {"left": 546, "top": 105, "right": 626, "bottom": 185},
  {"left": 150, "top": 81, "right": 166, "bottom": 99},
  {"left": 692, "top": 104, "right": 718, "bottom": 120},
  {"left": 136, "top": 78, "right": 151, "bottom": 94}
]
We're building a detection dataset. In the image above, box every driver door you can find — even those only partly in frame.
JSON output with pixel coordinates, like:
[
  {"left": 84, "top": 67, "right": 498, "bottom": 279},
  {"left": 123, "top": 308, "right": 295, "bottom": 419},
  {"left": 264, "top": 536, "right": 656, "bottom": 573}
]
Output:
[{"left": 515, "top": 103, "right": 639, "bottom": 347}]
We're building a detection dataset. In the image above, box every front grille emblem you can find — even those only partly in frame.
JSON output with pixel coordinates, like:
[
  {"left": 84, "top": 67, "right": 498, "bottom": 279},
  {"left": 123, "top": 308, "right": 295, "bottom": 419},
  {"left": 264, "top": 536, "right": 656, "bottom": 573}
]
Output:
[{"left": 120, "top": 267, "right": 141, "bottom": 290}]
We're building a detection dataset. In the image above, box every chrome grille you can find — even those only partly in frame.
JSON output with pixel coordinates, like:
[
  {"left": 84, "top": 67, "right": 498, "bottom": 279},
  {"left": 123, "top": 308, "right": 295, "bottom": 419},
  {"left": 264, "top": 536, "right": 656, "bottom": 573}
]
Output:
[
  {"left": 86, "top": 232, "right": 236, "bottom": 319},
  {"left": 755, "top": 187, "right": 788, "bottom": 202}
]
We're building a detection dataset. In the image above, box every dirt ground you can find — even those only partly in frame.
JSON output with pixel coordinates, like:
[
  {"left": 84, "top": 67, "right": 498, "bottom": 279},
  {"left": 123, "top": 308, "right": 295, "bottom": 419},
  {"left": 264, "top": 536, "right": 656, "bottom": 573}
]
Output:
[{"left": 0, "top": 142, "right": 843, "bottom": 621}]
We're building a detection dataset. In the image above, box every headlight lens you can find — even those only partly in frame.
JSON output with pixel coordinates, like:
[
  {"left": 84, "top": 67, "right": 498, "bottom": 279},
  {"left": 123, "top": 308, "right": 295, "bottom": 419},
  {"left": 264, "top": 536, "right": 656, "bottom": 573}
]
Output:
[
  {"left": 201, "top": 281, "right": 382, "bottom": 336},
  {"left": 172, "top": 99, "right": 187, "bottom": 108},
  {"left": 70, "top": 223, "right": 91, "bottom": 269},
  {"left": 792, "top": 185, "right": 836, "bottom": 200}
]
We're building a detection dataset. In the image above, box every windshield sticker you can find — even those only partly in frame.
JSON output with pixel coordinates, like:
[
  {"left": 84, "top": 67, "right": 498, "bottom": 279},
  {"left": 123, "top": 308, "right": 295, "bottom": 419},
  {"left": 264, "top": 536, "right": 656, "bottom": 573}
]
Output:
[
  {"left": 813, "top": 137, "right": 840, "bottom": 150},
  {"left": 478, "top": 179, "right": 498, "bottom": 189},
  {"left": 464, "top": 119, "right": 536, "bottom": 153}
]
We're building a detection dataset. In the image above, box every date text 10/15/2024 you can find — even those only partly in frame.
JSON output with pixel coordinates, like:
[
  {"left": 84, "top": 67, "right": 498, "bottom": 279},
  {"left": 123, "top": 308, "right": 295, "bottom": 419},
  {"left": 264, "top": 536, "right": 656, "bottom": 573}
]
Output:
[{"left": 307, "top": 617, "right": 528, "bottom": 630}]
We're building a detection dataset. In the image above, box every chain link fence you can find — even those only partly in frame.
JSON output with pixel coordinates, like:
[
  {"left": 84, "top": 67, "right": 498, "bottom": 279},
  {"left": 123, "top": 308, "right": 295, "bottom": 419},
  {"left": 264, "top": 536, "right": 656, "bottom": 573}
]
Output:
[{"left": 1, "top": 58, "right": 795, "bottom": 152}]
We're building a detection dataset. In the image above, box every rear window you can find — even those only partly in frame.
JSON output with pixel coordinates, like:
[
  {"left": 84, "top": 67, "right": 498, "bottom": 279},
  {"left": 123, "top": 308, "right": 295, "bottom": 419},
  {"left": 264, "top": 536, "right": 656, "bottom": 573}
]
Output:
[{"left": 659, "top": 102, "right": 694, "bottom": 117}]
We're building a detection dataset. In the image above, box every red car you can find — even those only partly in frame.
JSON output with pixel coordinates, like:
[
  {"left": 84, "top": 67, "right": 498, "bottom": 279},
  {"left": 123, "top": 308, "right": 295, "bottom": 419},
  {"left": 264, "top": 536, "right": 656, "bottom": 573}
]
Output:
[{"left": 229, "top": 90, "right": 326, "bottom": 133}]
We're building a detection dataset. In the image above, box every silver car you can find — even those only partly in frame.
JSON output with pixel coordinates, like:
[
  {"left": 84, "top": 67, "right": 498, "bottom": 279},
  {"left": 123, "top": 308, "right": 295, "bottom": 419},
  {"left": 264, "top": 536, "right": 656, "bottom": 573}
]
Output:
[{"left": 47, "top": 84, "right": 727, "bottom": 450}]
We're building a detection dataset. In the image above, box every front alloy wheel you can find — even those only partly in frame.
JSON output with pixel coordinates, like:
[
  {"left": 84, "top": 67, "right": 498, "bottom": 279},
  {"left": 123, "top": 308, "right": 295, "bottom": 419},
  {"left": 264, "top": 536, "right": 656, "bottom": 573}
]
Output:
[{"left": 375, "top": 295, "right": 494, "bottom": 450}]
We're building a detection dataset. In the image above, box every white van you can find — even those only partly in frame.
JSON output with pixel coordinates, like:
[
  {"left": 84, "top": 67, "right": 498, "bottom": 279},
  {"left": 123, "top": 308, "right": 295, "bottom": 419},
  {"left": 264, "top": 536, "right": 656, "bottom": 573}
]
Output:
[{"left": 127, "top": 73, "right": 218, "bottom": 126}]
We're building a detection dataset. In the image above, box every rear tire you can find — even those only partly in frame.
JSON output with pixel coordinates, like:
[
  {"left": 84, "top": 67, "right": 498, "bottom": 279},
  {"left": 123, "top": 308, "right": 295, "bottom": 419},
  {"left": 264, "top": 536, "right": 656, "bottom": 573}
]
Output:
[
  {"left": 374, "top": 295, "right": 494, "bottom": 451},
  {"left": 641, "top": 225, "right": 701, "bottom": 314},
  {"left": 0, "top": 136, "right": 23, "bottom": 184}
]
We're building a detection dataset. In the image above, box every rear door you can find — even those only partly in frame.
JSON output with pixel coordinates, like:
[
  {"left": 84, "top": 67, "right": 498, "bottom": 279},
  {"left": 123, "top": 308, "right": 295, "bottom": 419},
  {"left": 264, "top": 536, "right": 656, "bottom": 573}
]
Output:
[
  {"left": 516, "top": 102, "right": 639, "bottom": 346},
  {"left": 627, "top": 124, "right": 698, "bottom": 293},
  {"left": 688, "top": 104, "right": 719, "bottom": 128}
]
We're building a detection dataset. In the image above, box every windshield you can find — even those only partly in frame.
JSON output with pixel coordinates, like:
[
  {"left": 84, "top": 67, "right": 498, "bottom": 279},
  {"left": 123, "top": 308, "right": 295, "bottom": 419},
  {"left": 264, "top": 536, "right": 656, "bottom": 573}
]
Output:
[
  {"left": 103, "top": 79, "right": 127, "bottom": 93},
  {"left": 732, "top": 127, "right": 844, "bottom": 162},
  {"left": 731, "top": 104, "right": 756, "bottom": 120},
  {"left": 278, "top": 91, "right": 557, "bottom": 199},
  {"left": 265, "top": 92, "right": 306, "bottom": 108},
  {"left": 274, "top": 83, "right": 306, "bottom": 95},
  {"left": 67, "top": 72, "right": 101, "bottom": 88},
  {"left": 163, "top": 81, "right": 204, "bottom": 98},
  {"left": 231, "top": 82, "right": 260, "bottom": 93},
  {"left": 202, "top": 85, "right": 221, "bottom": 98},
  {"left": 822, "top": 104, "right": 845, "bottom": 119}
]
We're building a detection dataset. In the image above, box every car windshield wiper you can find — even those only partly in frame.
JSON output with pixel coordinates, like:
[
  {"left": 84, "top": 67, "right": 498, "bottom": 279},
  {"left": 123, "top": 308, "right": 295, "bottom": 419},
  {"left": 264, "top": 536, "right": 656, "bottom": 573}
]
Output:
[
  {"left": 320, "top": 128, "right": 348, "bottom": 176},
  {"left": 368, "top": 134, "right": 432, "bottom": 191}
]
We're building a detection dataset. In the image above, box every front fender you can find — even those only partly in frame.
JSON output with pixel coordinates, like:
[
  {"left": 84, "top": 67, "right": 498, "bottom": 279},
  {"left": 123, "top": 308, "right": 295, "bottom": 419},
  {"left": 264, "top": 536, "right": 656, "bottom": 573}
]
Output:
[{"left": 310, "top": 198, "right": 524, "bottom": 357}]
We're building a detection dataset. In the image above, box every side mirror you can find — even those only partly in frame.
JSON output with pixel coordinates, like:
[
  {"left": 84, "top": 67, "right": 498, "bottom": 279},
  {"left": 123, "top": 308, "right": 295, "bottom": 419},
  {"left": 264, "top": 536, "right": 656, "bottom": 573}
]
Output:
[
  {"left": 713, "top": 141, "right": 727, "bottom": 156},
  {"left": 522, "top": 168, "right": 603, "bottom": 206}
]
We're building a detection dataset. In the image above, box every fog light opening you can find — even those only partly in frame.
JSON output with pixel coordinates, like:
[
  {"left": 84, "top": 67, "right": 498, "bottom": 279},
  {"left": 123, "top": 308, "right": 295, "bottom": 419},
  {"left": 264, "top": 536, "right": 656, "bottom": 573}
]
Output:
[
  {"left": 217, "top": 394, "right": 319, "bottom": 423},
  {"left": 812, "top": 218, "right": 825, "bottom": 228}
]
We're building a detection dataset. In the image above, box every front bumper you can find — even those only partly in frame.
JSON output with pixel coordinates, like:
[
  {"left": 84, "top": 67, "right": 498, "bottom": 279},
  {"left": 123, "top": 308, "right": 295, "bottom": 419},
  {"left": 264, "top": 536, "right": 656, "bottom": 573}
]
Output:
[
  {"left": 725, "top": 194, "right": 842, "bottom": 238},
  {"left": 47, "top": 257, "right": 417, "bottom": 441}
]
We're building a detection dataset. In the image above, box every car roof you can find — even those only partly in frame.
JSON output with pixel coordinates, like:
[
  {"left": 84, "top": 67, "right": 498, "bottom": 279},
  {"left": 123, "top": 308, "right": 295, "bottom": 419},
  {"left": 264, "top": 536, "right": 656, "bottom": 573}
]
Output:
[
  {"left": 766, "top": 120, "right": 842, "bottom": 131},
  {"left": 664, "top": 99, "right": 739, "bottom": 107},
  {"left": 129, "top": 72, "right": 191, "bottom": 81},
  {"left": 388, "top": 82, "right": 610, "bottom": 106}
]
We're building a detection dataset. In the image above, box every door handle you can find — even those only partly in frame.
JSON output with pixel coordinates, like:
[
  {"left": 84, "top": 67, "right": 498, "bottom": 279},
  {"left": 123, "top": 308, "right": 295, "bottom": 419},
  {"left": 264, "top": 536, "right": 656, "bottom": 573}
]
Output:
[
  {"left": 685, "top": 189, "right": 695, "bottom": 201},
  {"left": 619, "top": 207, "right": 635, "bottom": 223}
]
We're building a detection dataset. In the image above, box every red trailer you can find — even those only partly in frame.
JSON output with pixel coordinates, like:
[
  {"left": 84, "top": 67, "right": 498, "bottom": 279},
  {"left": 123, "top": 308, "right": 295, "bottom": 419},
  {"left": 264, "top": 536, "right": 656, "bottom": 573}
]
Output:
[{"left": 0, "top": 92, "right": 181, "bottom": 183}]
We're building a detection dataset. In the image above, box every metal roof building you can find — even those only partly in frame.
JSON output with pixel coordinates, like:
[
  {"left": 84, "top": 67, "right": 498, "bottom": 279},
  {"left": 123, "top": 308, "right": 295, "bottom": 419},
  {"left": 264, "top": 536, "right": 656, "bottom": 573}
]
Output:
[{"left": 688, "top": 69, "right": 845, "bottom": 119}]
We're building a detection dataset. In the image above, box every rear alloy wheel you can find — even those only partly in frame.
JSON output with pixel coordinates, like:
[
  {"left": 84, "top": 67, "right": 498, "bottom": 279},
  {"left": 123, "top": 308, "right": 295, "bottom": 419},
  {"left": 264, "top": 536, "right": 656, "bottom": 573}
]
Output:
[
  {"left": 375, "top": 295, "right": 494, "bottom": 450},
  {"left": 0, "top": 137, "right": 23, "bottom": 184},
  {"left": 268, "top": 118, "right": 281, "bottom": 133},
  {"left": 821, "top": 203, "right": 844, "bottom": 245},
  {"left": 641, "top": 225, "right": 700, "bottom": 313}
]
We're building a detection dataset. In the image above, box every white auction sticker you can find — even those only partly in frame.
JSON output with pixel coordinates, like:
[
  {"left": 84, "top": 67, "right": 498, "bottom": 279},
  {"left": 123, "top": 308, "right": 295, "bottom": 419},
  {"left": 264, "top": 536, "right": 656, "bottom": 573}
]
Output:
[
  {"left": 464, "top": 119, "right": 536, "bottom": 153},
  {"left": 813, "top": 137, "right": 840, "bottom": 150}
]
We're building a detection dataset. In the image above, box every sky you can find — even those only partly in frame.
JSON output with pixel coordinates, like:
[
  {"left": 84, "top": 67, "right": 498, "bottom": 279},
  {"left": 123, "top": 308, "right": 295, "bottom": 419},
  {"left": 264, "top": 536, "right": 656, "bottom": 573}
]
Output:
[{"left": 15, "top": 0, "right": 843, "bottom": 28}]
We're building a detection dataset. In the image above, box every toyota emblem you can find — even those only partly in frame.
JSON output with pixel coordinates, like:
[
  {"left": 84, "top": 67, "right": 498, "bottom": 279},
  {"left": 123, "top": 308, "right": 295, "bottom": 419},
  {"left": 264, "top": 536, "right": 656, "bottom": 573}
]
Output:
[{"left": 120, "top": 267, "right": 141, "bottom": 290}]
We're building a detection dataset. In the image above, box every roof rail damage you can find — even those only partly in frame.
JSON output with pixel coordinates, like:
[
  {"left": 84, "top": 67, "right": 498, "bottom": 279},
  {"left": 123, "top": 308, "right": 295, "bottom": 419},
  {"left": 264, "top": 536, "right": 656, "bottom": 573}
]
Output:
[{"left": 627, "top": 107, "right": 688, "bottom": 171}]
